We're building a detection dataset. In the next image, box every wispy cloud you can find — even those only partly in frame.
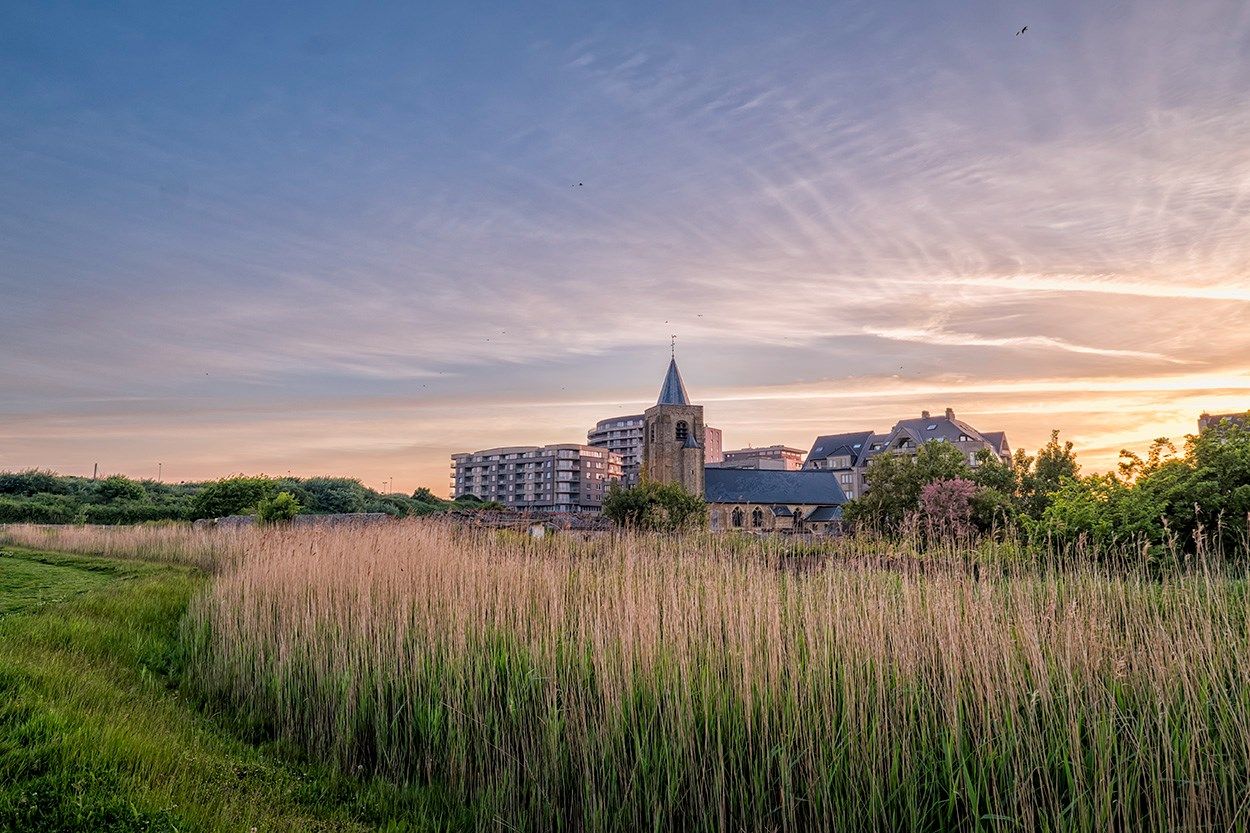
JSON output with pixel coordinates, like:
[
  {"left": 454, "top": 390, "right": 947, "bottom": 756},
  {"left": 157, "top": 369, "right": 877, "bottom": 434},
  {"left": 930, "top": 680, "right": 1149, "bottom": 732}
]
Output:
[{"left": 3, "top": 0, "right": 1249, "bottom": 487}]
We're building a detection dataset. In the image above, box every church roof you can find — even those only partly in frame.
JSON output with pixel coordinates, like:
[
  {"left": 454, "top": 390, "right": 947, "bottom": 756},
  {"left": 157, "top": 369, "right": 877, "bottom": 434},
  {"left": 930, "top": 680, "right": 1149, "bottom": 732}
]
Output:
[
  {"left": 656, "top": 357, "right": 691, "bottom": 406},
  {"left": 704, "top": 468, "right": 847, "bottom": 505}
]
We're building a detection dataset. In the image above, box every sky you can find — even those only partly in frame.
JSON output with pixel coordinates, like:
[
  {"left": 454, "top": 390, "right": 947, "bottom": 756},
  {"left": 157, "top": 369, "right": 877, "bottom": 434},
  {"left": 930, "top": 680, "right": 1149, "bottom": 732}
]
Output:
[{"left": 3, "top": 0, "right": 1250, "bottom": 493}]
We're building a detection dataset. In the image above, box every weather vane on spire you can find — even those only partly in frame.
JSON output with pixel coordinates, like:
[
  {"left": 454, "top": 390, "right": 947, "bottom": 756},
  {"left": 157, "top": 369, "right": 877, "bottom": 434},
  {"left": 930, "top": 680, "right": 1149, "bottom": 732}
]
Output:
[{"left": 670, "top": 333, "right": 677, "bottom": 358}]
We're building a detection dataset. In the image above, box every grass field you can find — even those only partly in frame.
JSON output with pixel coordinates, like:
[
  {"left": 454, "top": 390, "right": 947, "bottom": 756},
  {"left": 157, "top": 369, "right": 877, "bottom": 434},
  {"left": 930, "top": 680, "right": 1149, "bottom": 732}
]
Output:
[
  {"left": 0, "top": 545, "right": 469, "bottom": 833},
  {"left": 3, "top": 522, "right": 1250, "bottom": 831}
]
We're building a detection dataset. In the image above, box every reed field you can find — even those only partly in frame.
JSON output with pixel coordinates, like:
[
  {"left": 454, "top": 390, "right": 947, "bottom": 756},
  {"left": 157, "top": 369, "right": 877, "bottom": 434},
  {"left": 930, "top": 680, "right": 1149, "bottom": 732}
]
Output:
[{"left": 3, "top": 521, "right": 1250, "bottom": 831}]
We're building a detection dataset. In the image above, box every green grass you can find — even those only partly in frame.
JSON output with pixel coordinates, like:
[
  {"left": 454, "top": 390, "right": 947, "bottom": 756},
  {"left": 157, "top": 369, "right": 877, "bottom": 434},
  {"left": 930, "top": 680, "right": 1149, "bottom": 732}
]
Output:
[
  {"left": 0, "top": 546, "right": 472, "bottom": 833},
  {"left": 0, "top": 550, "right": 115, "bottom": 616}
]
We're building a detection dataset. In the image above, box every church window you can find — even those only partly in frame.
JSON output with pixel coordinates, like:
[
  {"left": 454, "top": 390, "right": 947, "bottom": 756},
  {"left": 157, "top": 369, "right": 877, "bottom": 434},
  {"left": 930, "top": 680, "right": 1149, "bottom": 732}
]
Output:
[
  {"left": 731, "top": 507, "right": 744, "bottom": 527},
  {"left": 676, "top": 421, "right": 689, "bottom": 441},
  {"left": 751, "top": 507, "right": 764, "bottom": 527}
]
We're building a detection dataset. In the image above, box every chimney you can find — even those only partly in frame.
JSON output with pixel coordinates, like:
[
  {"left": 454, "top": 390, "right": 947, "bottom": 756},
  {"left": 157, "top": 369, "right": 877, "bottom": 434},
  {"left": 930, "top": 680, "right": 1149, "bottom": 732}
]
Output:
[
  {"left": 945, "top": 407, "right": 955, "bottom": 419},
  {"left": 921, "top": 410, "right": 930, "bottom": 419}
]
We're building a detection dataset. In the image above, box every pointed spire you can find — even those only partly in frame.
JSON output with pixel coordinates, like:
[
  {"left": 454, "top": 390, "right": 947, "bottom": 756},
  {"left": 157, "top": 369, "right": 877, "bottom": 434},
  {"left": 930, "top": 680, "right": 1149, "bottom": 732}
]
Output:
[{"left": 657, "top": 356, "right": 691, "bottom": 406}]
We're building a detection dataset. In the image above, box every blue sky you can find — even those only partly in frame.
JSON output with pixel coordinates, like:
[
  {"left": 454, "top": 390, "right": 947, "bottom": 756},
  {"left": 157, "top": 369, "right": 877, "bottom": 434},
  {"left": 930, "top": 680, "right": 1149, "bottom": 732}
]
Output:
[{"left": 3, "top": 0, "right": 1250, "bottom": 490}]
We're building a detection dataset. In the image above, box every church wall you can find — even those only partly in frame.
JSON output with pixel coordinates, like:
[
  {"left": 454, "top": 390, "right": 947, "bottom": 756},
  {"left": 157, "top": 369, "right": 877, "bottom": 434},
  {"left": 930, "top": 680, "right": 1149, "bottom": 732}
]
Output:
[{"left": 642, "top": 403, "right": 706, "bottom": 496}]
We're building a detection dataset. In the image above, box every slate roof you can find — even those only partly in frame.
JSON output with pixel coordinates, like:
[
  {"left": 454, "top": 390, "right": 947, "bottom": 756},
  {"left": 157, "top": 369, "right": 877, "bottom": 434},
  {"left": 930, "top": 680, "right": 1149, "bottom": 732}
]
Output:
[
  {"left": 803, "top": 430, "right": 874, "bottom": 468},
  {"left": 805, "top": 506, "right": 843, "bottom": 522},
  {"left": 980, "top": 431, "right": 1009, "bottom": 456},
  {"left": 704, "top": 468, "right": 847, "bottom": 505},
  {"left": 657, "top": 357, "right": 691, "bottom": 406},
  {"left": 858, "top": 417, "right": 1009, "bottom": 465},
  {"left": 888, "top": 415, "right": 987, "bottom": 447}
]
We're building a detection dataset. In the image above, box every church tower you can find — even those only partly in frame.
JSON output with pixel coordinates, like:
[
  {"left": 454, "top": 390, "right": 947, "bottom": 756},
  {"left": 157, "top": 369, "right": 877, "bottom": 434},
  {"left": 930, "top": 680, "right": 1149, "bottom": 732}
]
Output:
[{"left": 641, "top": 352, "right": 706, "bottom": 496}]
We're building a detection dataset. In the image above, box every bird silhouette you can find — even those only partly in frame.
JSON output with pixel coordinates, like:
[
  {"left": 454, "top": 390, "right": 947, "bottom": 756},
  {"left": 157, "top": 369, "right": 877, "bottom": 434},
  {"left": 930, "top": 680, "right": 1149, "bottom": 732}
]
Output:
[{"left": 1015, "top": 25, "right": 1028, "bottom": 35}]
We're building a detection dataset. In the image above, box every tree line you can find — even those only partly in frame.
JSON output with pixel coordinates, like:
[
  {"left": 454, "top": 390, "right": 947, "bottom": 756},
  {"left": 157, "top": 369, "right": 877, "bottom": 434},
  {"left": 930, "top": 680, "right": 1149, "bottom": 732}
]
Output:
[
  {"left": 0, "top": 471, "right": 468, "bottom": 524},
  {"left": 844, "top": 414, "right": 1250, "bottom": 559}
]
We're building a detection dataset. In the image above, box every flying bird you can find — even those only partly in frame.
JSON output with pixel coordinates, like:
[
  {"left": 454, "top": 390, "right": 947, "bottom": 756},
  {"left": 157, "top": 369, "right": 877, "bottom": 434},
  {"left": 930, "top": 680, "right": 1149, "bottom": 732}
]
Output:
[{"left": 1015, "top": 25, "right": 1028, "bottom": 35}]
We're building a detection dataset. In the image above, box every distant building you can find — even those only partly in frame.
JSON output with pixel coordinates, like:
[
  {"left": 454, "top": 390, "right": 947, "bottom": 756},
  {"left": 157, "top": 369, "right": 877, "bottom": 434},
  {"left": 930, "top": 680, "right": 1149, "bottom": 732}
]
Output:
[
  {"left": 712, "top": 445, "right": 805, "bottom": 471},
  {"left": 1198, "top": 411, "right": 1248, "bottom": 432},
  {"left": 803, "top": 409, "right": 1010, "bottom": 500},
  {"left": 641, "top": 356, "right": 707, "bottom": 496},
  {"left": 590, "top": 412, "right": 721, "bottom": 485},
  {"left": 704, "top": 425, "right": 724, "bottom": 464},
  {"left": 638, "top": 355, "right": 846, "bottom": 533},
  {"left": 705, "top": 469, "right": 846, "bottom": 534},
  {"left": 449, "top": 444, "right": 622, "bottom": 513},
  {"left": 587, "top": 414, "right": 645, "bottom": 485}
]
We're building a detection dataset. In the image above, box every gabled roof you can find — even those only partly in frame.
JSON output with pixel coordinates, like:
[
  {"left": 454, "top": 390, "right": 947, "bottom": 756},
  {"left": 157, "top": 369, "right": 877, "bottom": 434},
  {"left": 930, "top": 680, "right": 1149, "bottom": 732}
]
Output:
[
  {"left": 805, "top": 505, "right": 843, "bottom": 522},
  {"left": 888, "top": 415, "right": 987, "bottom": 447},
  {"left": 980, "top": 431, "right": 1009, "bottom": 456},
  {"left": 803, "top": 430, "right": 874, "bottom": 468},
  {"left": 704, "top": 468, "right": 847, "bottom": 505},
  {"left": 855, "top": 433, "right": 892, "bottom": 467},
  {"left": 656, "top": 357, "right": 691, "bottom": 405}
]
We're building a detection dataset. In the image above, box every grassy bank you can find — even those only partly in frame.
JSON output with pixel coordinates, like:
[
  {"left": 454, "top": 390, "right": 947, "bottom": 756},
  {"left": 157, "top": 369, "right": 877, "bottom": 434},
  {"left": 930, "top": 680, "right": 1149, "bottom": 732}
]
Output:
[
  {"left": 6, "top": 523, "right": 1250, "bottom": 830},
  {"left": 0, "top": 546, "right": 468, "bottom": 832}
]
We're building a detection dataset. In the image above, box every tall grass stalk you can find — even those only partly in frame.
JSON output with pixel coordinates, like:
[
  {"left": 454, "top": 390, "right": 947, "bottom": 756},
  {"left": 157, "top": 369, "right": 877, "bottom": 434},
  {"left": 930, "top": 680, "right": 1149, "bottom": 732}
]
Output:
[{"left": 92, "top": 521, "right": 1246, "bottom": 832}]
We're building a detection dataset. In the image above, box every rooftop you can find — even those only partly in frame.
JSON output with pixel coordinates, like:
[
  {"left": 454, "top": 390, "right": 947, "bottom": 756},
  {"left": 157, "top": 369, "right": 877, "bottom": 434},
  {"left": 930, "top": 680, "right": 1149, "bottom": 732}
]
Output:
[
  {"left": 657, "top": 357, "right": 691, "bottom": 406},
  {"left": 704, "top": 468, "right": 847, "bottom": 505}
]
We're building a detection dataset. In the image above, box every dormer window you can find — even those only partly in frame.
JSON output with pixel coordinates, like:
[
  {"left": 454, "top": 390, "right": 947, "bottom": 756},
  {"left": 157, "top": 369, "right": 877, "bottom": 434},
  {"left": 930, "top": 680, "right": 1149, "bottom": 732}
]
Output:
[{"left": 926, "top": 424, "right": 937, "bottom": 430}]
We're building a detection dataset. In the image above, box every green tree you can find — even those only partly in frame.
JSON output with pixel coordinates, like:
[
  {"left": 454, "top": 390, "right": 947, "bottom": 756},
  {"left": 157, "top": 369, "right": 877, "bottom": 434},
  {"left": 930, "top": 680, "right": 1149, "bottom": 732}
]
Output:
[
  {"left": 842, "top": 440, "right": 971, "bottom": 532},
  {"left": 300, "top": 477, "right": 368, "bottom": 514},
  {"left": 971, "top": 447, "right": 1019, "bottom": 496},
  {"left": 602, "top": 481, "right": 706, "bottom": 531},
  {"left": 94, "top": 474, "right": 146, "bottom": 503},
  {"left": 1022, "top": 430, "right": 1080, "bottom": 519},
  {"left": 256, "top": 491, "right": 302, "bottom": 524},
  {"left": 0, "top": 469, "right": 68, "bottom": 496},
  {"left": 0, "top": 493, "right": 81, "bottom": 523},
  {"left": 970, "top": 487, "right": 1018, "bottom": 533},
  {"left": 192, "top": 476, "right": 278, "bottom": 519},
  {"left": 1038, "top": 473, "right": 1167, "bottom": 555}
]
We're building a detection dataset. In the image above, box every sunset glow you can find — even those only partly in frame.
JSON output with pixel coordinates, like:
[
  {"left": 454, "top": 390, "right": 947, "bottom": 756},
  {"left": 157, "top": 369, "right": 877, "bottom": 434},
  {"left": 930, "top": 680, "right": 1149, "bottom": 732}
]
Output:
[{"left": 3, "top": 0, "right": 1248, "bottom": 491}]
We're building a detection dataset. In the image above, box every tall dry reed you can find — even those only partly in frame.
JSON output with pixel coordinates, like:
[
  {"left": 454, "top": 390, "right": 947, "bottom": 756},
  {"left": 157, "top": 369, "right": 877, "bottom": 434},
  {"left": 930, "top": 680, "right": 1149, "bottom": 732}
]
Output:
[
  {"left": 0, "top": 521, "right": 253, "bottom": 571},
  {"left": 162, "top": 522, "right": 1250, "bottom": 831}
]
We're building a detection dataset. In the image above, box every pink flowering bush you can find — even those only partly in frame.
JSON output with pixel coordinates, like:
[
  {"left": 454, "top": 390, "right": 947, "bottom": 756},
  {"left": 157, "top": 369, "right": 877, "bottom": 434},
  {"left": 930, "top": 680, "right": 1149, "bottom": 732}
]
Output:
[{"left": 920, "top": 477, "right": 978, "bottom": 540}]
